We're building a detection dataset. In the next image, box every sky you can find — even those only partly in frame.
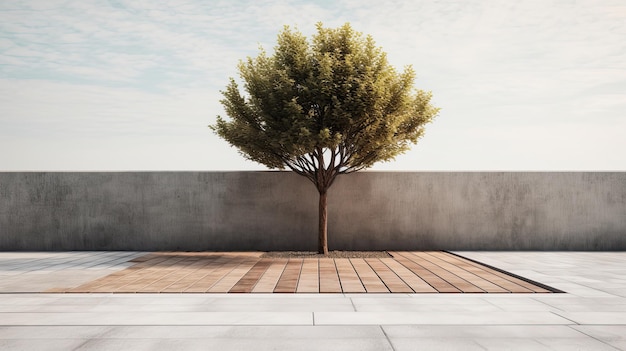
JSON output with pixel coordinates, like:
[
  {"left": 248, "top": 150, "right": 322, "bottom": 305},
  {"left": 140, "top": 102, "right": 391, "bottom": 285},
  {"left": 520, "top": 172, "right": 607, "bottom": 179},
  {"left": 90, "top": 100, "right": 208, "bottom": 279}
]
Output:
[{"left": 1, "top": 0, "right": 625, "bottom": 171}]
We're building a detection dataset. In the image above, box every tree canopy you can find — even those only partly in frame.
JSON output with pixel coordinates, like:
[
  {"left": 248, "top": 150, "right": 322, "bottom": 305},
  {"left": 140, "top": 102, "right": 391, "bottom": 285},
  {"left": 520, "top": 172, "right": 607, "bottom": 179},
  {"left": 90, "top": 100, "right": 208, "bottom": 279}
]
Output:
[{"left": 212, "top": 23, "right": 439, "bottom": 254}]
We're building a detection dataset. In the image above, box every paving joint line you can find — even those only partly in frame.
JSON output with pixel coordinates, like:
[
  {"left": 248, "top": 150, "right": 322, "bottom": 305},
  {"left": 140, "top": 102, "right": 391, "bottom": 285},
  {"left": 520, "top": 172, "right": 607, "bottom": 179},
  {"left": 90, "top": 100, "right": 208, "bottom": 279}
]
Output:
[
  {"left": 563, "top": 325, "right": 622, "bottom": 351},
  {"left": 349, "top": 297, "right": 357, "bottom": 312},
  {"left": 379, "top": 325, "right": 397, "bottom": 351},
  {"left": 549, "top": 310, "right": 580, "bottom": 325}
]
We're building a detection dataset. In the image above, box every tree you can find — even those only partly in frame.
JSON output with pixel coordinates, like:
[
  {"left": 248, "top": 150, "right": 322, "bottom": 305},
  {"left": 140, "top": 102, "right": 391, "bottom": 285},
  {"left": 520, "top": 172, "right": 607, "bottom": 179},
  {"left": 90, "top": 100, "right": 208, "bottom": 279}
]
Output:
[{"left": 211, "top": 23, "right": 439, "bottom": 255}]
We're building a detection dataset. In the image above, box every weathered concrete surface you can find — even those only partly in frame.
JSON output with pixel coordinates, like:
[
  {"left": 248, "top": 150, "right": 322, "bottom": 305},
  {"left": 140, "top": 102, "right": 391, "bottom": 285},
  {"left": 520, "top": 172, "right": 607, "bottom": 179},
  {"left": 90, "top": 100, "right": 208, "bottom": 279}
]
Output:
[
  {"left": 0, "top": 172, "right": 625, "bottom": 251},
  {"left": 0, "top": 172, "right": 317, "bottom": 251},
  {"left": 329, "top": 172, "right": 626, "bottom": 250}
]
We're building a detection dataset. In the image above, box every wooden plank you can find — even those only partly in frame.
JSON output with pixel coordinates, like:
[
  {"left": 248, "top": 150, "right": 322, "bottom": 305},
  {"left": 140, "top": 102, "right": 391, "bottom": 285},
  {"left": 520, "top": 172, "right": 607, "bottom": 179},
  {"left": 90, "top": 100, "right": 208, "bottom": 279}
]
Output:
[
  {"left": 389, "top": 252, "right": 460, "bottom": 293},
  {"left": 334, "top": 258, "right": 366, "bottom": 293},
  {"left": 426, "top": 252, "right": 534, "bottom": 293},
  {"left": 296, "top": 259, "right": 319, "bottom": 293},
  {"left": 252, "top": 259, "right": 288, "bottom": 293},
  {"left": 65, "top": 275, "right": 120, "bottom": 293},
  {"left": 402, "top": 252, "right": 485, "bottom": 293},
  {"left": 229, "top": 259, "right": 272, "bottom": 293},
  {"left": 57, "top": 251, "right": 552, "bottom": 294},
  {"left": 184, "top": 256, "right": 249, "bottom": 293},
  {"left": 318, "top": 258, "right": 342, "bottom": 293},
  {"left": 379, "top": 258, "right": 437, "bottom": 293},
  {"left": 350, "top": 258, "right": 389, "bottom": 293},
  {"left": 440, "top": 252, "right": 550, "bottom": 293},
  {"left": 414, "top": 252, "right": 507, "bottom": 293},
  {"left": 365, "top": 258, "right": 413, "bottom": 293},
  {"left": 161, "top": 256, "right": 230, "bottom": 293},
  {"left": 66, "top": 254, "right": 174, "bottom": 293},
  {"left": 274, "top": 259, "right": 303, "bottom": 293},
  {"left": 126, "top": 256, "right": 201, "bottom": 293},
  {"left": 89, "top": 255, "right": 189, "bottom": 293},
  {"left": 207, "top": 257, "right": 260, "bottom": 293},
  {"left": 128, "top": 253, "right": 158, "bottom": 262}
]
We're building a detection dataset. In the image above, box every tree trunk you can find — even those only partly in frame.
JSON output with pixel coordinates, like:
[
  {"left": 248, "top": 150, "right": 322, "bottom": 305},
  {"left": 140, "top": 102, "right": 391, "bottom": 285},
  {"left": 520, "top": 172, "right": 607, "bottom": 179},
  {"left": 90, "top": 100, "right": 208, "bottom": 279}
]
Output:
[{"left": 318, "top": 190, "right": 329, "bottom": 255}]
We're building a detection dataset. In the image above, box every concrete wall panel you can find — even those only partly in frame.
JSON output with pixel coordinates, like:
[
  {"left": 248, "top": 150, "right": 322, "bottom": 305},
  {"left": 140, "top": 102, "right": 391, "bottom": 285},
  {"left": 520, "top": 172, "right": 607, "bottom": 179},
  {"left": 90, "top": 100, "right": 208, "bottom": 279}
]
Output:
[{"left": 1, "top": 172, "right": 624, "bottom": 251}]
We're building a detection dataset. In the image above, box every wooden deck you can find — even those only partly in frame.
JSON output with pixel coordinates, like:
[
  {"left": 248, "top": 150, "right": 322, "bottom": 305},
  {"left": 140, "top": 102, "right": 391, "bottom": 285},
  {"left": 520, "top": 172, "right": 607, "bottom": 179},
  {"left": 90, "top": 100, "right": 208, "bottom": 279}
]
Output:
[{"left": 50, "top": 251, "right": 554, "bottom": 294}]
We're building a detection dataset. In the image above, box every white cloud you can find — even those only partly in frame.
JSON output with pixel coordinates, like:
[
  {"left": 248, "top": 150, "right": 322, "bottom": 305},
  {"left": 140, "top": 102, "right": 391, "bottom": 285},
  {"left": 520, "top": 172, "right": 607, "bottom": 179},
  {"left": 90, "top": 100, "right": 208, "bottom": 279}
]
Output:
[
  {"left": 0, "top": 0, "right": 624, "bottom": 171},
  {"left": 0, "top": 79, "right": 221, "bottom": 136}
]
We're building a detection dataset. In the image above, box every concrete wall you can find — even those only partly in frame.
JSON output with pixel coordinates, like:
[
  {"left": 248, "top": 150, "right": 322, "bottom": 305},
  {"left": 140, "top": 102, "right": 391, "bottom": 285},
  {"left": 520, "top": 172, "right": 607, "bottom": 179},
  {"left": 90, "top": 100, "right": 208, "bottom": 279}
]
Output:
[{"left": 1, "top": 172, "right": 625, "bottom": 251}]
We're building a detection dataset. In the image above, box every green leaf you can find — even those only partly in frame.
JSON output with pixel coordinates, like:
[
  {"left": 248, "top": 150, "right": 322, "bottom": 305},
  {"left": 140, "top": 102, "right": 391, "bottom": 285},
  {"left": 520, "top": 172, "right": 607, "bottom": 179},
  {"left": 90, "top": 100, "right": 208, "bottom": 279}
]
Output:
[{"left": 210, "top": 22, "right": 439, "bottom": 189}]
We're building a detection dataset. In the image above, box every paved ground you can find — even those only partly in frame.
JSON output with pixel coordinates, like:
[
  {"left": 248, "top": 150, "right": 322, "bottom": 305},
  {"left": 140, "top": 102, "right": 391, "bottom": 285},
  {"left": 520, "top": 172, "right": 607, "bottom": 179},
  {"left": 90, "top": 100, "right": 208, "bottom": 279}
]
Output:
[
  {"left": 42, "top": 251, "right": 552, "bottom": 294},
  {"left": 1, "top": 251, "right": 625, "bottom": 350}
]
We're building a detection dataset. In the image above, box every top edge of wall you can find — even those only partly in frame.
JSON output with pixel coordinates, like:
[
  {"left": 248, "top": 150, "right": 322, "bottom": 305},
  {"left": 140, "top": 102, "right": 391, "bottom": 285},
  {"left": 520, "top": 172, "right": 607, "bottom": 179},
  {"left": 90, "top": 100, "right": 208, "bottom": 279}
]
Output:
[{"left": 1, "top": 170, "right": 625, "bottom": 174}]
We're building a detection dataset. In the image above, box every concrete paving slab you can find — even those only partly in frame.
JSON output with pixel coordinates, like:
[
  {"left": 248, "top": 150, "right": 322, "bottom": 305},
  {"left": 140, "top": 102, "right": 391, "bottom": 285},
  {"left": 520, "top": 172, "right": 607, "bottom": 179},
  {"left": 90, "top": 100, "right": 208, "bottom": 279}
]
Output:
[
  {"left": 382, "top": 325, "right": 586, "bottom": 338},
  {"left": 204, "top": 296, "right": 351, "bottom": 304},
  {"left": 389, "top": 338, "right": 486, "bottom": 351},
  {"left": 546, "top": 304, "right": 626, "bottom": 312},
  {"left": 0, "top": 326, "right": 111, "bottom": 339},
  {"left": 1, "top": 251, "right": 625, "bottom": 350},
  {"left": 572, "top": 325, "right": 626, "bottom": 350},
  {"left": 532, "top": 337, "right": 620, "bottom": 351},
  {"left": 313, "top": 311, "right": 571, "bottom": 325},
  {"left": 0, "top": 339, "right": 89, "bottom": 351},
  {"left": 553, "top": 311, "right": 626, "bottom": 325},
  {"left": 76, "top": 337, "right": 394, "bottom": 351},
  {"left": 99, "top": 325, "right": 386, "bottom": 339},
  {"left": 68, "top": 326, "right": 393, "bottom": 351},
  {"left": 353, "top": 303, "right": 503, "bottom": 312},
  {"left": 352, "top": 294, "right": 487, "bottom": 304},
  {"left": 73, "top": 339, "right": 162, "bottom": 351},
  {"left": 473, "top": 338, "right": 550, "bottom": 351},
  {"left": 193, "top": 303, "right": 356, "bottom": 312},
  {"left": 0, "top": 311, "right": 314, "bottom": 326},
  {"left": 571, "top": 325, "right": 626, "bottom": 340}
]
